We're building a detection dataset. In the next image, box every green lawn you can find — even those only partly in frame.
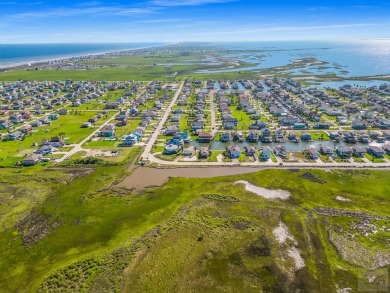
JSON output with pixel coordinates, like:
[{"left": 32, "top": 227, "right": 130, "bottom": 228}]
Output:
[
  {"left": 0, "top": 112, "right": 108, "bottom": 166},
  {"left": 311, "top": 131, "right": 331, "bottom": 141}
]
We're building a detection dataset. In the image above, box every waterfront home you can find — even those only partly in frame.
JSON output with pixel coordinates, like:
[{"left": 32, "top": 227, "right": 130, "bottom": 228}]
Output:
[
  {"left": 244, "top": 146, "right": 256, "bottom": 156},
  {"left": 164, "top": 144, "right": 180, "bottom": 154},
  {"left": 357, "top": 132, "right": 370, "bottom": 143},
  {"left": 329, "top": 131, "right": 340, "bottom": 140},
  {"left": 199, "top": 147, "right": 210, "bottom": 158},
  {"left": 337, "top": 147, "right": 353, "bottom": 159},
  {"left": 307, "top": 147, "right": 320, "bottom": 160},
  {"left": 259, "top": 146, "right": 272, "bottom": 161},
  {"left": 164, "top": 125, "right": 180, "bottom": 136},
  {"left": 247, "top": 130, "right": 259, "bottom": 142},
  {"left": 381, "top": 131, "right": 390, "bottom": 140},
  {"left": 301, "top": 133, "right": 312, "bottom": 141},
  {"left": 274, "top": 129, "right": 286, "bottom": 143},
  {"left": 287, "top": 131, "right": 299, "bottom": 142},
  {"left": 198, "top": 132, "right": 213, "bottom": 143},
  {"left": 352, "top": 120, "right": 368, "bottom": 130},
  {"left": 368, "top": 130, "right": 381, "bottom": 139},
  {"left": 260, "top": 128, "right": 272, "bottom": 142},
  {"left": 183, "top": 146, "right": 196, "bottom": 157},
  {"left": 228, "top": 145, "right": 241, "bottom": 159},
  {"left": 168, "top": 137, "right": 184, "bottom": 147},
  {"left": 378, "top": 119, "right": 390, "bottom": 129},
  {"left": 99, "top": 124, "right": 116, "bottom": 137},
  {"left": 220, "top": 132, "right": 230, "bottom": 142},
  {"left": 274, "top": 145, "right": 287, "bottom": 158},
  {"left": 24, "top": 154, "right": 42, "bottom": 166},
  {"left": 352, "top": 145, "right": 366, "bottom": 157},
  {"left": 320, "top": 145, "right": 334, "bottom": 155},
  {"left": 176, "top": 132, "right": 190, "bottom": 143},
  {"left": 234, "top": 132, "right": 245, "bottom": 142},
  {"left": 343, "top": 132, "right": 357, "bottom": 143},
  {"left": 383, "top": 145, "right": 390, "bottom": 155},
  {"left": 367, "top": 145, "right": 385, "bottom": 158}
]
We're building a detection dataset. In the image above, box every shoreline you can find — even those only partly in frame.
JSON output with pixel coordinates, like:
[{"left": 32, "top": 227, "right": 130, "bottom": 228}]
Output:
[{"left": 0, "top": 42, "right": 175, "bottom": 70}]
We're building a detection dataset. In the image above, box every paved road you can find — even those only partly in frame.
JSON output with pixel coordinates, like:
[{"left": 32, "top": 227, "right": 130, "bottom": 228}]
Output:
[
  {"left": 56, "top": 112, "right": 119, "bottom": 162},
  {"left": 141, "top": 81, "right": 184, "bottom": 160},
  {"left": 209, "top": 90, "right": 217, "bottom": 135},
  {"left": 56, "top": 83, "right": 151, "bottom": 163},
  {"left": 146, "top": 152, "right": 390, "bottom": 169}
]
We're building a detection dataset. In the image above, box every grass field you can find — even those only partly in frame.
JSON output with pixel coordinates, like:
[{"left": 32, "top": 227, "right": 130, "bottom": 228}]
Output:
[
  {"left": 0, "top": 112, "right": 111, "bottom": 166},
  {"left": 0, "top": 166, "right": 389, "bottom": 292}
]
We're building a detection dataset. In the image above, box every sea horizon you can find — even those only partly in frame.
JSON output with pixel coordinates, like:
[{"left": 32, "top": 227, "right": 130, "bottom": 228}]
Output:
[{"left": 0, "top": 42, "right": 166, "bottom": 69}]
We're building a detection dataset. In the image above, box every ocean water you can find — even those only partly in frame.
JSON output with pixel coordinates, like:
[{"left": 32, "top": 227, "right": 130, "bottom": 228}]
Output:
[
  {"left": 0, "top": 43, "right": 163, "bottom": 67},
  {"left": 200, "top": 41, "right": 390, "bottom": 77}
]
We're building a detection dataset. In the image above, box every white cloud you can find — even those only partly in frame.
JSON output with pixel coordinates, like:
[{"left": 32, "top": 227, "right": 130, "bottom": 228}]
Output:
[
  {"left": 5, "top": 5, "right": 155, "bottom": 21},
  {"left": 149, "top": 0, "right": 235, "bottom": 7}
]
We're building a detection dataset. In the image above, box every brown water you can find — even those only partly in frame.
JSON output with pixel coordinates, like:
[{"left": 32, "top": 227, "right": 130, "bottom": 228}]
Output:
[{"left": 117, "top": 167, "right": 262, "bottom": 191}]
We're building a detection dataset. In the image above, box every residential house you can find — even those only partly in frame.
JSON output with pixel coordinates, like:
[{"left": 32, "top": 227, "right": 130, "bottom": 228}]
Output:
[
  {"left": 244, "top": 146, "right": 256, "bottom": 156},
  {"left": 307, "top": 147, "right": 320, "bottom": 160},
  {"left": 247, "top": 131, "right": 259, "bottom": 142},
  {"left": 228, "top": 145, "right": 241, "bottom": 159},
  {"left": 19, "top": 125, "right": 32, "bottom": 134},
  {"left": 274, "top": 145, "right": 287, "bottom": 158},
  {"left": 259, "top": 146, "right": 272, "bottom": 161},
  {"left": 220, "top": 132, "right": 230, "bottom": 142},
  {"left": 301, "top": 133, "right": 312, "bottom": 141},
  {"left": 164, "top": 144, "right": 179, "bottom": 154},
  {"left": 164, "top": 125, "right": 179, "bottom": 136},
  {"left": 48, "top": 113, "right": 59, "bottom": 120},
  {"left": 183, "top": 146, "right": 196, "bottom": 157},
  {"left": 260, "top": 128, "right": 272, "bottom": 142},
  {"left": 99, "top": 124, "right": 116, "bottom": 137},
  {"left": 199, "top": 147, "right": 210, "bottom": 158},
  {"left": 24, "top": 154, "right": 42, "bottom": 166},
  {"left": 367, "top": 145, "right": 385, "bottom": 158},
  {"left": 352, "top": 145, "right": 366, "bottom": 157},
  {"left": 337, "top": 147, "right": 353, "bottom": 159},
  {"left": 34, "top": 145, "right": 57, "bottom": 155},
  {"left": 198, "top": 132, "right": 213, "bottom": 143},
  {"left": 352, "top": 120, "right": 368, "bottom": 130},
  {"left": 8, "top": 131, "right": 24, "bottom": 140},
  {"left": 320, "top": 145, "right": 334, "bottom": 155}
]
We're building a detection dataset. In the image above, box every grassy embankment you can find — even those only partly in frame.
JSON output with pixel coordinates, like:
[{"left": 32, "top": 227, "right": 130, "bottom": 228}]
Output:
[{"left": 0, "top": 165, "right": 389, "bottom": 292}]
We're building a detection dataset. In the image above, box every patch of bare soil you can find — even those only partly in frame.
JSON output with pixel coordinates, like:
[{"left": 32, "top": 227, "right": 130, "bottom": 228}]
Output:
[
  {"left": 299, "top": 172, "right": 326, "bottom": 184},
  {"left": 16, "top": 209, "right": 61, "bottom": 246}
]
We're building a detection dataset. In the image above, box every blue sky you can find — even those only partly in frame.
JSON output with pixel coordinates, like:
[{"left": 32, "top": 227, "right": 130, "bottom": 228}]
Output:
[{"left": 1, "top": 0, "right": 390, "bottom": 43}]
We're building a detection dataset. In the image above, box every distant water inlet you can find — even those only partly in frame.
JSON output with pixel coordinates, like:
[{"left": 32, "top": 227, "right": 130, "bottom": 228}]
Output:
[{"left": 234, "top": 180, "right": 291, "bottom": 200}]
